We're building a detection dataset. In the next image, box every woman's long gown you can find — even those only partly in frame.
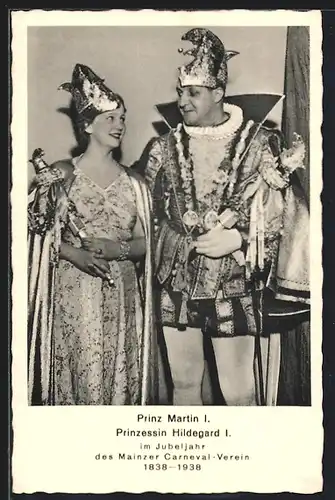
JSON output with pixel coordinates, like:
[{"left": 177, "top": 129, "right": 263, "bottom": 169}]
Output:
[{"left": 53, "top": 165, "right": 144, "bottom": 405}]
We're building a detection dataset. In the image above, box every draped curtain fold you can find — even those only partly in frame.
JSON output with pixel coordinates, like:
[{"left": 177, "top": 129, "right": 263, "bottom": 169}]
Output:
[
  {"left": 282, "top": 26, "right": 310, "bottom": 202},
  {"left": 277, "top": 27, "right": 311, "bottom": 406}
]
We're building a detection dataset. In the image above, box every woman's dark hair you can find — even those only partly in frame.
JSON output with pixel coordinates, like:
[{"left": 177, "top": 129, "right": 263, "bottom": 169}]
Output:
[{"left": 70, "top": 94, "right": 126, "bottom": 158}]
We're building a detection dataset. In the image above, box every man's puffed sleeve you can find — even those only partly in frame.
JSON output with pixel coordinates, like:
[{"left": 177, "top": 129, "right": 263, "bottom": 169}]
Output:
[
  {"left": 224, "top": 129, "right": 287, "bottom": 263},
  {"left": 143, "top": 137, "right": 167, "bottom": 232},
  {"left": 144, "top": 139, "right": 163, "bottom": 194},
  {"left": 144, "top": 138, "right": 184, "bottom": 284},
  {"left": 258, "top": 132, "right": 310, "bottom": 303},
  {"left": 240, "top": 128, "right": 309, "bottom": 303}
]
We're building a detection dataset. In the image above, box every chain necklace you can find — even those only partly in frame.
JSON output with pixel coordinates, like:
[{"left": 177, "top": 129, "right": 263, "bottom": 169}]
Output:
[
  {"left": 173, "top": 120, "right": 254, "bottom": 233},
  {"left": 167, "top": 118, "right": 254, "bottom": 324},
  {"left": 168, "top": 119, "right": 253, "bottom": 324}
]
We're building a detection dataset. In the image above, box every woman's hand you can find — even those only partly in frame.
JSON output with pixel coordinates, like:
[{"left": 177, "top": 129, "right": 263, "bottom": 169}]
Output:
[
  {"left": 194, "top": 226, "right": 242, "bottom": 259},
  {"left": 62, "top": 244, "right": 111, "bottom": 279},
  {"left": 81, "top": 237, "right": 120, "bottom": 260},
  {"left": 82, "top": 237, "right": 108, "bottom": 256},
  {"left": 82, "top": 234, "right": 146, "bottom": 262}
]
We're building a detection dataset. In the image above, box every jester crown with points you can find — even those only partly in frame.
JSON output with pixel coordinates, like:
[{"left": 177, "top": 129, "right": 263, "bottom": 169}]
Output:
[
  {"left": 178, "top": 28, "right": 239, "bottom": 89},
  {"left": 58, "top": 63, "right": 122, "bottom": 121}
]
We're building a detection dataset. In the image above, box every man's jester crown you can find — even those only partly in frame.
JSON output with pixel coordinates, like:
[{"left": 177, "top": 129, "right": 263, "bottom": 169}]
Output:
[
  {"left": 58, "top": 63, "right": 122, "bottom": 121},
  {"left": 178, "top": 28, "right": 239, "bottom": 89}
]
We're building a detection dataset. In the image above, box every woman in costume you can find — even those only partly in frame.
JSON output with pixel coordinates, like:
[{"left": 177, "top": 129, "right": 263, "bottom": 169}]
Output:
[{"left": 28, "top": 63, "right": 157, "bottom": 406}]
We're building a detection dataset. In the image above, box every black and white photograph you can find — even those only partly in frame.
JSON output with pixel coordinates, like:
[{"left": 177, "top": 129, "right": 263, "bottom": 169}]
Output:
[{"left": 11, "top": 9, "right": 322, "bottom": 495}]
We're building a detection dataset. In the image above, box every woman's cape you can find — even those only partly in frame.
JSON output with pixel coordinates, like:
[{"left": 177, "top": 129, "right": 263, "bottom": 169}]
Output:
[
  {"left": 129, "top": 172, "right": 158, "bottom": 405},
  {"left": 28, "top": 180, "right": 69, "bottom": 405}
]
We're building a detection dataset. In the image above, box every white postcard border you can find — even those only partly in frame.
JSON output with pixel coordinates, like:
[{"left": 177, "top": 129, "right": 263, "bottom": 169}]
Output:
[{"left": 11, "top": 9, "right": 323, "bottom": 495}]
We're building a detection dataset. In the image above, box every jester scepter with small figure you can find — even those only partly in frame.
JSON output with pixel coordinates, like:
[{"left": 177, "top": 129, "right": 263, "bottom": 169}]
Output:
[{"left": 28, "top": 147, "right": 115, "bottom": 284}]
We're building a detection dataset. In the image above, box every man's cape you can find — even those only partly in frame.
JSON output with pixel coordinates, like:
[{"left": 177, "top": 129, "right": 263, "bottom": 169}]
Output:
[{"left": 154, "top": 93, "right": 284, "bottom": 133}]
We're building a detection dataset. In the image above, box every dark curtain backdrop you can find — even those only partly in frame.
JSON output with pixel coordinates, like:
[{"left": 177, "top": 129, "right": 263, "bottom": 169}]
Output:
[
  {"left": 277, "top": 27, "right": 311, "bottom": 406},
  {"left": 282, "top": 26, "right": 310, "bottom": 201}
]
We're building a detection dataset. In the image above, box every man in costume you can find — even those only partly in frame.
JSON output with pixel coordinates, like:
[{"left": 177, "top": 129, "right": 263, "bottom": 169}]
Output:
[{"left": 144, "top": 28, "right": 309, "bottom": 405}]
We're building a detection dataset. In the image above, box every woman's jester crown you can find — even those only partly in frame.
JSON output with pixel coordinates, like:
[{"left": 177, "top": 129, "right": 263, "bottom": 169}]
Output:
[
  {"left": 178, "top": 28, "right": 239, "bottom": 89},
  {"left": 58, "top": 63, "right": 122, "bottom": 120}
]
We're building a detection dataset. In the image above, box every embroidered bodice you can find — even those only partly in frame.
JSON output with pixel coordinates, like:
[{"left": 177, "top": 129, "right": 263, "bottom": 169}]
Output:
[{"left": 63, "top": 164, "right": 137, "bottom": 247}]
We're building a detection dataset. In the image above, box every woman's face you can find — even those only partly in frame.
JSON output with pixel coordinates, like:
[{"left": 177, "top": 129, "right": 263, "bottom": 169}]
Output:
[{"left": 86, "top": 105, "right": 126, "bottom": 149}]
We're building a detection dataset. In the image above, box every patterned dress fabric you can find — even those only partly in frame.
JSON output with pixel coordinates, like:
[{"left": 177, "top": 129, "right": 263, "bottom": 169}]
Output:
[{"left": 53, "top": 166, "right": 143, "bottom": 405}]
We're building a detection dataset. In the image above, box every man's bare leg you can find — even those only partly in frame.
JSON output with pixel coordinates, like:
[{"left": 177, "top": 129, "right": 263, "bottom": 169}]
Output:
[
  {"left": 212, "top": 336, "right": 257, "bottom": 406},
  {"left": 163, "top": 326, "right": 205, "bottom": 405}
]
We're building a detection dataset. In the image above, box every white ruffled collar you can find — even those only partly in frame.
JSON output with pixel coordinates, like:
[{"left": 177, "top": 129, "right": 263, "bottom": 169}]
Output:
[{"left": 183, "top": 103, "right": 243, "bottom": 139}]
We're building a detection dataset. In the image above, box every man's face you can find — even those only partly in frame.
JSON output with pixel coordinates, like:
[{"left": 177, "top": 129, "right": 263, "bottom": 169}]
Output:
[{"left": 177, "top": 85, "right": 221, "bottom": 126}]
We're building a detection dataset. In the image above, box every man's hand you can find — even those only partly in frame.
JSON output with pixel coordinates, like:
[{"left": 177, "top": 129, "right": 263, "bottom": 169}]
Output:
[{"left": 194, "top": 226, "right": 242, "bottom": 259}]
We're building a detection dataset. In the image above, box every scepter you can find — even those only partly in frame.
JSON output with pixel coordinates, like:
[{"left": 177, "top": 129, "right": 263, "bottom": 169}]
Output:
[{"left": 29, "top": 148, "right": 115, "bottom": 286}]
